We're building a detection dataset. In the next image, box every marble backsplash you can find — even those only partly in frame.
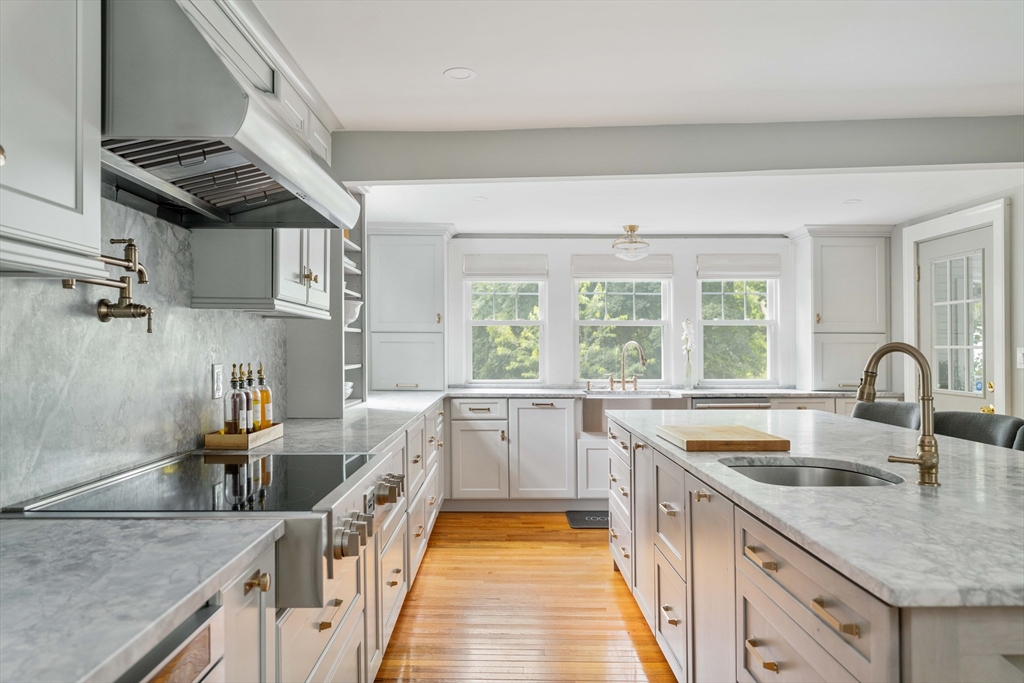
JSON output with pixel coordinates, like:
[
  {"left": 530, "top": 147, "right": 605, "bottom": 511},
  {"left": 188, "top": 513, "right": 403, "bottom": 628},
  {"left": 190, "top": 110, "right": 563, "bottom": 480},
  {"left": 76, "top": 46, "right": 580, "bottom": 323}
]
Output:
[{"left": 0, "top": 200, "right": 286, "bottom": 508}]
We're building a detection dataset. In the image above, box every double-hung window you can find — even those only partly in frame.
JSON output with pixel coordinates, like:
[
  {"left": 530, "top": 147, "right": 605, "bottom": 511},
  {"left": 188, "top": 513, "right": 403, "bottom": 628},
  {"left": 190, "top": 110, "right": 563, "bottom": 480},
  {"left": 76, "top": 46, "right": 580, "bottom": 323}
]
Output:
[
  {"left": 576, "top": 280, "right": 667, "bottom": 383},
  {"left": 699, "top": 279, "right": 778, "bottom": 383},
  {"left": 468, "top": 281, "right": 544, "bottom": 381}
]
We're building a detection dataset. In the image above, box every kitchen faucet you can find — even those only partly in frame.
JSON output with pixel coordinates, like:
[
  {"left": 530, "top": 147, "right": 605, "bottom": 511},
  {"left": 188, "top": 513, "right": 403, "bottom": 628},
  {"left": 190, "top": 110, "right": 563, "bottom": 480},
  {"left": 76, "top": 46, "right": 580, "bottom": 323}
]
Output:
[
  {"left": 856, "top": 342, "right": 939, "bottom": 486},
  {"left": 62, "top": 238, "right": 154, "bottom": 333},
  {"left": 611, "top": 341, "right": 647, "bottom": 391}
]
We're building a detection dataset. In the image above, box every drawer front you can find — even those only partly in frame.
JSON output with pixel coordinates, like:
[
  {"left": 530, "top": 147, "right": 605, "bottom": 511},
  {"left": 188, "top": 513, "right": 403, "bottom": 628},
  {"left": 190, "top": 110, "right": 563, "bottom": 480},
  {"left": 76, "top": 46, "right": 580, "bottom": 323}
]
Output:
[
  {"left": 407, "top": 417, "right": 426, "bottom": 501},
  {"left": 737, "top": 572, "right": 856, "bottom": 683},
  {"left": 608, "top": 452, "right": 632, "bottom": 529},
  {"left": 451, "top": 398, "right": 508, "bottom": 420},
  {"left": 380, "top": 521, "right": 408, "bottom": 645},
  {"left": 769, "top": 398, "right": 836, "bottom": 412},
  {"left": 736, "top": 510, "right": 898, "bottom": 682},
  {"left": 607, "top": 421, "right": 631, "bottom": 466},
  {"left": 408, "top": 484, "right": 428, "bottom": 585},
  {"left": 608, "top": 500, "right": 632, "bottom": 587},
  {"left": 426, "top": 402, "right": 442, "bottom": 471},
  {"left": 653, "top": 451, "right": 686, "bottom": 579},
  {"left": 309, "top": 606, "right": 364, "bottom": 683},
  {"left": 424, "top": 461, "right": 440, "bottom": 536},
  {"left": 654, "top": 547, "right": 688, "bottom": 681},
  {"left": 278, "top": 560, "right": 359, "bottom": 683}
]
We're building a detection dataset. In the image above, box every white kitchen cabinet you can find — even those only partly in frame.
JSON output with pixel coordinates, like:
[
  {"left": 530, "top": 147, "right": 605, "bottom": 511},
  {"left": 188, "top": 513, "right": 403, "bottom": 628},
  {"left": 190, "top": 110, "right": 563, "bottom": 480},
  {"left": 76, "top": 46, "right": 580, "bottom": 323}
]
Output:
[
  {"left": 451, "top": 420, "right": 509, "bottom": 498},
  {"left": 632, "top": 437, "right": 656, "bottom": 630},
  {"left": 379, "top": 520, "right": 408, "bottom": 651},
  {"left": 577, "top": 433, "right": 610, "bottom": 499},
  {"left": 370, "top": 333, "right": 444, "bottom": 390},
  {"left": 222, "top": 546, "right": 276, "bottom": 683},
  {"left": 654, "top": 546, "right": 688, "bottom": 682},
  {"left": 813, "top": 236, "right": 889, "bottom": 334},
  {"left": 192, "top": 228, "right": 331, "bottom": 319},
  {"left": 508, "top": 399, "right": 576, "bottom": 499},
  {"left": 0, "top": 0, "right": 108, "bottom": 280},
  {"left": 321, "top": 612, "right": 363, "bottom": 683},
  {"left": 769, "top": 397, "right": 836, "bottom": 412},
  {"left": 406, "top": 417, "right": 427, "bottom": 501},
  {"left": 368, "top": 234, "right": 445, "bottom": 333},
  {"left": 307, "top": 113, "right": 332, "bottom": 166},
  {"left": 813, "top": 333, "right": 890, "bottom": 391},
  {"left": 686, "top": 472, "right": 736, "bottom": 683}
]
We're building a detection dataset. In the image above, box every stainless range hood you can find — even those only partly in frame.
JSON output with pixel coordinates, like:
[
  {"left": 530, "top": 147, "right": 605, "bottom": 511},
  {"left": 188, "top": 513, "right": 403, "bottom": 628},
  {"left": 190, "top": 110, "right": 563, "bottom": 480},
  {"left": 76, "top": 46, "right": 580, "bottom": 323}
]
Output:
[{"left": 102, "top": 0, "right": 359, "bottom": 230}]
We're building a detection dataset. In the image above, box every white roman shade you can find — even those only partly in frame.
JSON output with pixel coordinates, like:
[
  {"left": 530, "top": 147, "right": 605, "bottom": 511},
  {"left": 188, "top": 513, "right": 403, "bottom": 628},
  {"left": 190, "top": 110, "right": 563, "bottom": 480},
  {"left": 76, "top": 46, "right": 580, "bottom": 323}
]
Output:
[
  {"left": 463, "top": 254, "right": 548, "bottom": 279},
  {"left": 696, "top": 253, "right": 782, "bottom": 279},
  {"left": 571, "top": 254, "right": 674, "bottom": 278}
]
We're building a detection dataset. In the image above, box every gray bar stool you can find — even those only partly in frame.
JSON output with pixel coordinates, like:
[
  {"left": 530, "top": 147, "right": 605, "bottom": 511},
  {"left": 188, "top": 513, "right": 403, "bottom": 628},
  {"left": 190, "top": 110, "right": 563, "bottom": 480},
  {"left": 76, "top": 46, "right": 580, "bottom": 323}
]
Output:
[
  {"left": 934, "top": 411, "right": 1024, "bottom": 449},
  {"left": 1013, "top": 425, "right": 1024, "bottom": 451},
  {"left": 850, "top": 401, "right": 921, "bottom": 430}
]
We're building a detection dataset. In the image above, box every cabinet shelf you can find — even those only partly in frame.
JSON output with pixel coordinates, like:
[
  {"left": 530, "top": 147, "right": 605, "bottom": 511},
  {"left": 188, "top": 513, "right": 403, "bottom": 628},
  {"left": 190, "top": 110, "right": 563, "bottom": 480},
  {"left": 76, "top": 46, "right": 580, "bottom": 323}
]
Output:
[
  {"left": 343, "top": 237, "right": 361, "bottom": 252},
  {"left": 344, "top": 398, "right": 365, "bottom": 409},
  {"left": 343, "top": 289, "right": 361, "bottom": 299},
  {"left": 342, "top": 261, "right": 361, "bottom": 275},
  {"left": 344, "top": 327, "right": 361, "bottom": 333},
  {"left": 344, "top": 363, "right": 362, "bottom": 371}
]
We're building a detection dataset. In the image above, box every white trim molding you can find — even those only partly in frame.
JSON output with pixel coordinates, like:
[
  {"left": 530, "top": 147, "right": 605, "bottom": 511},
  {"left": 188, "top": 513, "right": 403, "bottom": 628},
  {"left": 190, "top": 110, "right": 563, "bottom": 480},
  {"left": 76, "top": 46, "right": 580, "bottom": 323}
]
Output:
[
  {"left": 901, "top": 199, "right": 1010, "bottom": 413},
  {"left": 367, "top": 222, "right": 456, "bottom": 239},
  {"left": 788, "top": 224, "right": 895, "bottom": 240}
]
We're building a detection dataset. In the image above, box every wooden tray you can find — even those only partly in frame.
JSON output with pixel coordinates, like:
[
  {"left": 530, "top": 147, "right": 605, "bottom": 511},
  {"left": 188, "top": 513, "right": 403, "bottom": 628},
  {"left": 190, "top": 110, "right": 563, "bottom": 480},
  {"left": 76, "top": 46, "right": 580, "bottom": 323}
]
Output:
[
  {"left": 655, "top": 424, "right": 790, "bottom": 452},
  {"left": 204, "top": 422, "right": 283, "bottom": 451}
]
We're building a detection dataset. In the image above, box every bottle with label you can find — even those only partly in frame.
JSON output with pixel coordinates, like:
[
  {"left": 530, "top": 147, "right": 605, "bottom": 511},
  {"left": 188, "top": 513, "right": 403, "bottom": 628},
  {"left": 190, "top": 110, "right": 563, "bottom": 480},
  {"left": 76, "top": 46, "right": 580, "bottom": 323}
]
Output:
[
  {"left": 223, "top": 365, "right": 246, "bottom": 435},
  {"left": 238, "top": 360, "right": 253, "bottom": 434},
  {"left": 257, "top": 362, "right": 273, "bottom": 429},
  {"left": 246, "top": 363, "right": 262, "bottom": 431}
]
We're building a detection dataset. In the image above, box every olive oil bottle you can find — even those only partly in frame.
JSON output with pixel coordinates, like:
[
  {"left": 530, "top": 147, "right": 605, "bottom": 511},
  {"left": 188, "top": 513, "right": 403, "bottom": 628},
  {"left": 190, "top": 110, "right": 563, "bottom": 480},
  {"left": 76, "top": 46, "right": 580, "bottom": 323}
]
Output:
[
  {"left": 246, "top": 363, "right": 262, "bottom": 431},
  {"left": 238, "top": 360, "right": 254, "bottom": 434},
  {"left": 257, "top": 362, "right": 273, "bottom": 429},
  {"left": 223, "top": 365, "right": 246, "bottom": 435}
]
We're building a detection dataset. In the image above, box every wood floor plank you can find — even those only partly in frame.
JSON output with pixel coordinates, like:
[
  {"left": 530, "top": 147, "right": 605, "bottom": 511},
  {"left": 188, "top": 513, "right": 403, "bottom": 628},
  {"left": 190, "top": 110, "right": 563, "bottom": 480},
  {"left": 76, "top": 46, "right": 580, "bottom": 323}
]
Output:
[{"left": 376, "top": 512, "right": 675, "bottom": 683}]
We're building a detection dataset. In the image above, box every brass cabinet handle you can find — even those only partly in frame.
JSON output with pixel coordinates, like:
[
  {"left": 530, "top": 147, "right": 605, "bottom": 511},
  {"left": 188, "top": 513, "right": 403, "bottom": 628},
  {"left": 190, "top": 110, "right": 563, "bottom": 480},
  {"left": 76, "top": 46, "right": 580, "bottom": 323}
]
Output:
[
  {"left": 660, "top": 604, "right": 680, "bottom": 626},
  {"left": 607, "top": 429, "right": 616, "bottom": 440},
  {"left": 608, "top": 472, "right": 617, "bottom": 482},
  {"left": 437, "top": 440, "right": 443, "bottom": 448},
  {"left": 396, "top": 383, "right": 419, "bottom": 388},
  {"left": 744, "top": 545, "right": 778, "bottom": 572},
  {"left": 694, "top": 490, "right": 711, "bottom": 503},
  {"left": 811, "top": 597, "right": 860, "bottom": 638},
  {"left": 243, "top": 570, "right": 271, "bottom": 595},
  {"left": 610, "top": 526, "right": 618, "bottom": 539},
  {"left": 815, "top": 313, "right": 822, "bottom": 324},
  {"left": 436, "top": 313, "right": 441, "bottom": 323},
  {"left": 837, "top": 383, "right": 861, "bottom": 388},
  {"left": 658, "top": 502, "right": 676, "bottom": 517},
  {"left": 618, "top": 486, "right": 629, "bottom": 498},
  {"left": 393, "top": 568, "right": 402, "bottom": 575},
  {"left": 620, "top": 546, "right": 630, "bottom": 559},
  {"left": 438, "top": 410, "right": 444, "bottom": 417},
  {"left": 412, "top": 456, "right": 421, "bottom": 464},
  {"left": 415, "top": 524, "right": 424, "bottom": 538},
  {"left": 428, "top": 496, "right": 436, "bottom": 505},
  {"left": 633, "top": 442, "right": 644, "bottom": 451},
  {"left": 428, "top": 436, "right": 435, "bottom": 443},
  {"left": 387, "top": 580, "right": 399, "bottom": 587},
  {"left": 469, "top": 407, "right": 492, "bottom": 412},
  {"left": 619, "top": 441, "right": 628, "bottom": 451},
  {"left": 318, "top": 621, "right": 333, "bottom": 631},
  {"left": 500, "top": 430, "right": 506, "bottom": 441},
  {"left": 532, "top": 402, "right": 555, "bottom": 407},
  {"left": 745, "top": 638, "right": 779, "bottom": 673},
  {"left": 981, "top": 404, "right": 995, "bottom": 414},
  {"left": 796, "top": 406, "right": 808, "bottom": 410}
]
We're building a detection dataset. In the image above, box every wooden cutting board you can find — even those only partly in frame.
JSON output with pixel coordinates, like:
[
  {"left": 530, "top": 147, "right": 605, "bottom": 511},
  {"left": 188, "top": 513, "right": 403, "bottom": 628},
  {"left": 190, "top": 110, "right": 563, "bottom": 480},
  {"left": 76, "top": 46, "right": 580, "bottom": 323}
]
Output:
[{"left": 655, "top": 424, "right": 790, "bottom": 452}]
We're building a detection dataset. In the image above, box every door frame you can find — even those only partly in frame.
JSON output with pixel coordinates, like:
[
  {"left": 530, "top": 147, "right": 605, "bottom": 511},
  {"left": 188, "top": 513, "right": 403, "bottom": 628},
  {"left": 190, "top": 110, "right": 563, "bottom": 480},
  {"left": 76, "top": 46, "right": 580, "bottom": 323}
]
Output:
[{"left": 902, "top": 199, "right": 1009, "bottom": 413}]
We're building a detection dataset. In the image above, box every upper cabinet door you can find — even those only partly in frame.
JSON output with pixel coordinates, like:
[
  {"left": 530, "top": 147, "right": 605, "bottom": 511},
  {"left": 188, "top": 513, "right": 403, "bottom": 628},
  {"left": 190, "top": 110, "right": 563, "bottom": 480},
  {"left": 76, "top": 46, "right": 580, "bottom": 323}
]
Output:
[
  {"left": 369, "top": 235, "right": 445, "bottom": 332},
  {"left": 0, "top": 0, "right": 106, "bottom": 278},
  {"left": 813, "top": 237, "right": 888, "bottom": 334},
  {"left": 305, "top": 229, "right": 330, "bottom": 310},
  {"left": 274, "top": 229, "right": 307, "bottom": 305}
]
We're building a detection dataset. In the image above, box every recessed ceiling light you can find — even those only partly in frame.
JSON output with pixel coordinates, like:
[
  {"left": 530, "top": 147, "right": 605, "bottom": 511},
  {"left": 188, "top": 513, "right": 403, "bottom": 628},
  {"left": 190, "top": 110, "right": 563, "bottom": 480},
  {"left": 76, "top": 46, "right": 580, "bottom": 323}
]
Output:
[
  {"left": 471, "top": 196, "right": 488, "bottom": 201},
  {"left": 444, "top": 67, "right": 476, "bottom": 81},
  {"left": 843, "top": 198, "right": 862, "bottom": 204}
]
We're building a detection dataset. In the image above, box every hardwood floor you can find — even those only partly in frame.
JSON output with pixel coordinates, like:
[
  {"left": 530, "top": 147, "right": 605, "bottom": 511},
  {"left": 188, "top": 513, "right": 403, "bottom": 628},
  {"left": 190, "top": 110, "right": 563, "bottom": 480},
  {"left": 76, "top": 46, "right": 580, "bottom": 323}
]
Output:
[{"left": 376, "top": 512, "right": 676, "bottom": 682}]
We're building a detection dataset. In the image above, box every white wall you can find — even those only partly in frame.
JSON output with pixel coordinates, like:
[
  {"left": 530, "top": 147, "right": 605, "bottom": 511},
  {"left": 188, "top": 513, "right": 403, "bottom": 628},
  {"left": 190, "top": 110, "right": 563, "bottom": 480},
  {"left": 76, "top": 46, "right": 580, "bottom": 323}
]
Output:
[
  {"left": 447, "top": 236, "right": 794, "bottom": 387},
  {"left": 890, "top": 184, "right": 1024, "bottom": 417}
]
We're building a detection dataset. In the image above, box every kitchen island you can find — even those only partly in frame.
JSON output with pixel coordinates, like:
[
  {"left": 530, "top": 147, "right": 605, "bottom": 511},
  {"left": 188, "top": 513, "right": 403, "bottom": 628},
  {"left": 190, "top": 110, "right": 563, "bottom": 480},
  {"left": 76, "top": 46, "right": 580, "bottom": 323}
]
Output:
[{"left": 605, "top": 409, "right": 1024, "bottom": 682}]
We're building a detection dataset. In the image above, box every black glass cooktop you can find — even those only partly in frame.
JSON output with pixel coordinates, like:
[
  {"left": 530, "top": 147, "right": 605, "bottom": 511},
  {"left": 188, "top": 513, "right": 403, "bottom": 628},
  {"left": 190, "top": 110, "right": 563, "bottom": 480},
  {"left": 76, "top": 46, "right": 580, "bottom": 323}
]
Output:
[{"left": 39, "top": 453, "right": 374, "bottom": 513}]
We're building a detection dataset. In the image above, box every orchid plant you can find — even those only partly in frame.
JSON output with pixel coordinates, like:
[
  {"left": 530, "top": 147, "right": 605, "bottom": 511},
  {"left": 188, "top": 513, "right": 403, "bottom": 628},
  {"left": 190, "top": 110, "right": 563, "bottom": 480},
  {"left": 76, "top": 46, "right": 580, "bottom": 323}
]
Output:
[{"left": 681, "top": 318, "right": 694, "bottom": 363}]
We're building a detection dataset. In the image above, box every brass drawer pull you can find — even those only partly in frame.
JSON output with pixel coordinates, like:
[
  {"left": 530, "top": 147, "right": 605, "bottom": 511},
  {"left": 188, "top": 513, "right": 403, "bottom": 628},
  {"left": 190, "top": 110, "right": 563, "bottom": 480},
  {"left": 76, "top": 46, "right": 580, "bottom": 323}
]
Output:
[
  {"left": 618, "top": 441, "right": 628, "bottom": 451},
  {"left": 660, "top": 604, "right": 680, "bottom": 626},
  {"left": 658, "top": 502, "right": 676, "bottom": 517},
  {"left": 428, "top": 496, "right": 436, "bottom": 505},
  {"left": 619, "top": 546, "right": 630, "bottom": 559},
  {"left": 608, "top": 472, "right": 617, "bottom": 482},
  {"left": 468, "top": 406, "right": 492, "bottom": 412},
  {"left": 694, "top": 490, "right": 711, "bottom": 503},
  {"left": 428, "top": 436, "right": 435, "bottom": 443},
  {"left": 811, "top": 597, "right": 860, "bottom": 638},
  {"left": 500, "top": 430, "right": 506, "bottom": 441},
  {"left": 243, "top": 570, "right": 271, "bottom": 595},
  {"left": 610, "top": 526, "right": 618, "bottom": 539},
  {"left": 412, "top": 456, "right": 421, "bottom": 464},
  {"left": 415, "top": 524, "right": 424, "bottom": 538},
  {"left": 532, "top": 402, "right": 555, "bottom": 407},
  {"left": 318, "top": 620, "right": 333, "bottom": 632},
  {"left": 607, "top": 429, "right": 616, "bottom": 440},
  {"left": 744, "top": 545, "right": 778, "bottom": 572},
  {"left": 618, "top": 486, "right": 629, "bottom": 497},
  {"left": 745, "top": 638, "right": 779, "bottom": 673},
  {"left": 633, "top": 442, "right": 644, "bottom": 451},
  {"left": 396, "top": 383, "right": 419, "bottom": 388},
  {"left": 387, "top": 580, "right": 399, "bottom": 587}
]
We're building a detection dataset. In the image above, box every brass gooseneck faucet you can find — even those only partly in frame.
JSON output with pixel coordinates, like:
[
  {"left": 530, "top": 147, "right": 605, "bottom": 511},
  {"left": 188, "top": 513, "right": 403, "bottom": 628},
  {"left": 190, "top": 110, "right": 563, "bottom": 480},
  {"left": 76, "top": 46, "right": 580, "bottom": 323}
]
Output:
[
  {"left": 610, "top": 340, "right": 647, "bottom": 391},
  {"left": 857, "top": 342, "right": 939, "bottom": 486},
  {"left": 62, "top": 238, "right": 154, "bottom": 333}
]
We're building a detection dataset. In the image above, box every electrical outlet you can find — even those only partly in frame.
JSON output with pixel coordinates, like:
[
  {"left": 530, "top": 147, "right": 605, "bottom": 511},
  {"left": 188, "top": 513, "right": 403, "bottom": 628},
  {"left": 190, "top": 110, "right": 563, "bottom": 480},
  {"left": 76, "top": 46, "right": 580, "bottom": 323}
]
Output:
[
  {"left": 212, "top": 364, "right": 223, "bottom": 399},
  {"left": 1017, "top": 348, "right": 1024, "bottom": 370}
]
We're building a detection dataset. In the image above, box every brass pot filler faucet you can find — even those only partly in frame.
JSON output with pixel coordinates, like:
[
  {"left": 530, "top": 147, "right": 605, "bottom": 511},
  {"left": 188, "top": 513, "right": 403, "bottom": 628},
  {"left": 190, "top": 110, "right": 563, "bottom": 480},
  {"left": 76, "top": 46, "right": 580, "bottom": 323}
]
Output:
[{"left": 62, "top": 238, "right": 154, "bottom": 333}]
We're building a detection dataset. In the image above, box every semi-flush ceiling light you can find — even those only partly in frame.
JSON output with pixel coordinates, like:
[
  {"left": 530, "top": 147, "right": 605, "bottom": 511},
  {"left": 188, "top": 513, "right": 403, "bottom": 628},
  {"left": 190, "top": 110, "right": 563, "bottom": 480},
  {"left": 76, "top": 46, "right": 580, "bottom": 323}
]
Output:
[
  {"left": 612, "top": 224, "right": 650, "bottom": 261},
  {"left": 443, "top": 67, "right": 476, "bottom": 81}
]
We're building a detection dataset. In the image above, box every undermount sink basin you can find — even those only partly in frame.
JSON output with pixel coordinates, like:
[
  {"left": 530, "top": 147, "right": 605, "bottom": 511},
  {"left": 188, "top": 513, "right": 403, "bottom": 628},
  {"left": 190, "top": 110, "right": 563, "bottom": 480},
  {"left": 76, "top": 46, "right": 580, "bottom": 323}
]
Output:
[{"left": 722, "top": 458, "right": 901, "bottom": 487}]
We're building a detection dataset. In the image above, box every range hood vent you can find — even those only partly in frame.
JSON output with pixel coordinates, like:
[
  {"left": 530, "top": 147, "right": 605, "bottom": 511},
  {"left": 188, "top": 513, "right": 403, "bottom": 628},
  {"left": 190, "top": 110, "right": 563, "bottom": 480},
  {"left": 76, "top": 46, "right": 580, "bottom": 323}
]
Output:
[{"left": 102, "top": 0, "right": 359, "bottom": 230}]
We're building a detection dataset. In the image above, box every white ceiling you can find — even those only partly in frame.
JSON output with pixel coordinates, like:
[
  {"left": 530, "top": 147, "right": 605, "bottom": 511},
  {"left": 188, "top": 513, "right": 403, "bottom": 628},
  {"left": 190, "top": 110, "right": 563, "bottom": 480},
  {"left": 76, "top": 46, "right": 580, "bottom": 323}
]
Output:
[
  {"left": 254, "top": 0, "right": 1024, "bottom": 131},
  {"left": 362, "top": 168, "right": 1024, "bottom": 234}
]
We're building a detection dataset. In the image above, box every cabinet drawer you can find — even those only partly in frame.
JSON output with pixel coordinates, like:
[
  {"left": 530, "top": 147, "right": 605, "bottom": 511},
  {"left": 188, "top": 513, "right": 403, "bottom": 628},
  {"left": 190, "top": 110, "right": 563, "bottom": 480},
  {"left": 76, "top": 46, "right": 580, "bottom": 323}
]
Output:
[
  {"left": 451, "top": 398, "right": 508, "bottom": 420},
  {"left": 737, "top": 572, "right": 856, "bottom": 683},
  {"left": 770, "top": 398, "right": 836, "bottom": 412},
  {"left": 408, "top": 483, "right": 428, "bottom": 585},
  {"left": 654, "top": 547, "right": 688, "bottom": 682},
  {"left": 424, "top": 461, "right": 440, "bottom": 536},
  {"left": 309, "top": 606, "right": 363, "bottom": 683},
  {"left": 735, "top": 510, "right": 898, "bottom": 682},
  {"left": 608, "top": 453, "right": 632, "bottom": 529},
  {"left": 653, "top": 451, "right": 686, "bottom": 580},
  {"left": 607, "top": 421, "right": 631, "bottom": 466},
  {"left": 380, "top": 521, "right": 408, "bottom": 648},
  {"left": 608, "top": 501, "right": 632, "bottom": 587},
  {"left": 406, "top": 417, "right": 426, "bottom": 501}
]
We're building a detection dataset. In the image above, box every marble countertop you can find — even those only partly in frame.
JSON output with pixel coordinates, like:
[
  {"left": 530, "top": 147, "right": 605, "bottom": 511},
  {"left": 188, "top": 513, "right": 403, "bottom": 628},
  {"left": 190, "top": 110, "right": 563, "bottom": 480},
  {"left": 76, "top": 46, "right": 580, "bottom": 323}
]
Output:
[
  {"left": 0, "top": 518, "right": 284, "bottom": 683},
  {"left": 607, "top": 409, "right": 1024, "bottom": 608}
]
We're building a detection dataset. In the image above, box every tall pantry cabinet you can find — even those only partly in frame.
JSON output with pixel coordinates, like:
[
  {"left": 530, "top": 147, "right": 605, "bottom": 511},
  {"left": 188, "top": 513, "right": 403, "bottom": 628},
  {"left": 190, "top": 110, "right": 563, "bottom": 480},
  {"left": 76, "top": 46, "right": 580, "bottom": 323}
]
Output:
[
  {"left": 791, "top": 226, "right": 892, "bottom": 391},
  {"left": 368, "top": 229, "right": 448, "bottom": 390}
]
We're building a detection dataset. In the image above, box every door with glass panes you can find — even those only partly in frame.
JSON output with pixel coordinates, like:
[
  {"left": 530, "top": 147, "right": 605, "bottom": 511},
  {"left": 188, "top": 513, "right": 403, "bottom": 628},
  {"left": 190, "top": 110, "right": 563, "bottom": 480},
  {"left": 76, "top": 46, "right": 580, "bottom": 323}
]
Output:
[{"left": 917, "top": 227, "right": 995, "bottom": 412}]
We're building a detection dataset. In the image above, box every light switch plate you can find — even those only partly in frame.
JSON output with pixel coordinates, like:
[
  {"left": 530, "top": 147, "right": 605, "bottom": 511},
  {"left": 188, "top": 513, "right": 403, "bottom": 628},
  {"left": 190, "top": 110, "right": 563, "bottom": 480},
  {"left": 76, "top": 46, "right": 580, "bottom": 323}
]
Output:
[
  {"left": 1017, "top": 348, "right": 1024, "bottom": 370},
  {"left": 212, "top": 364, "right": 223, "bottom": 399}
]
